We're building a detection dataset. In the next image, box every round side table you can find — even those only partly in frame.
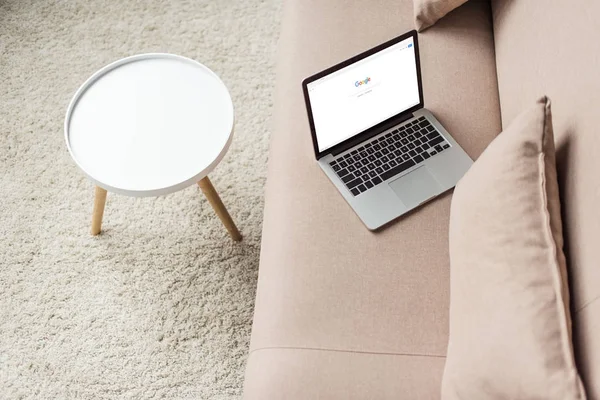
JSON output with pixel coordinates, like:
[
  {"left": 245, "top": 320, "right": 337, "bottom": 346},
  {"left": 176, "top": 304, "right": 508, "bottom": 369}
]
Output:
[{"left": 65, "top": 53, "right": 242, "bottom": 241}]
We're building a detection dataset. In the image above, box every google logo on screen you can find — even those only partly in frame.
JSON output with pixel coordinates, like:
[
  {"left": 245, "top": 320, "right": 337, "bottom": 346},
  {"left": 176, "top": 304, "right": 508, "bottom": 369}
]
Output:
[{"left": 355, "top": 77, "right": 372, "bottom": 87}]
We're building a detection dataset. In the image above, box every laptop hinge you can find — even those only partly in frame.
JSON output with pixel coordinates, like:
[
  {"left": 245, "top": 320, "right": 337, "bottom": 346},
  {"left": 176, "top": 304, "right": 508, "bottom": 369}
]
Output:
[{"left": 330, "top": 112, "right": 414, "bottom": 157}]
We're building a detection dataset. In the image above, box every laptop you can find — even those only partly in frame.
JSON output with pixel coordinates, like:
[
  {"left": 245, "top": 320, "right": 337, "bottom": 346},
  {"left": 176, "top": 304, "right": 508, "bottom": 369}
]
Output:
[{"left": 302, "top": 30, "right": 473, "bottom": 230}]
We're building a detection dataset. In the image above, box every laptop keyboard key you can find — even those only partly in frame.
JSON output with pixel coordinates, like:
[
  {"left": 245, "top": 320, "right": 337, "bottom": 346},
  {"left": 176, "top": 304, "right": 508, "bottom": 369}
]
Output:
[
  {"left": 402, "top": 154, "right": 410, "bottom": 161},
  {"left": 351, "top": 188, "right": 360, "bottom": 196},
  {"left": 339, "top": 161, "right": 348, "bottom": 168},
  {"left": 443, "top": 143, "right": 450, "bottom": 149},
  {"left": 400, "top": 146, "right": 408, "bottom": 152},
  {"left": 414, "top": 155, "right": 424, "bottom": 163},
  {"left": 382, "top": 148, "right": 390, "bottom": 155},
  {"left": 346, "top": 177, "right": 362, "bottom": 189},
  {"left": 338, "top": 168, "right": 349, "bottom": 177},
  {"left": 409, "top": 150, "right": 417, "bottom": 157},
  {"left": 368, "top": 170, "right": 377, "bottom": 178},
  {"left": 423, "top": 152, "right": 431, "bottom": 159},
  {"left": 381, "top": 159, "right": 416, "bottom": 181},
  {"left": 435, "top": 144, "right": 444, "bottom": 152},
  {"left": 373, "top": 144, "right": 381, "bottom": 151},
  {"left": 341, "top": 173, "right": 355, "bottom": 184},
  {"left": 367, "top": 147, "right": 375, "bottom": 154},
  {"left": 394, "top": 150, "right": 402, "bottom": 157},
  {"left": 342, "top": 171, "right": 356, "bottom": 181},
  {"left": 348, "top": 165, "right": 356, "bottom": 172},
  {"left": 381, "top": 156, "right": 389, "bottom": 163},
  {"left": 426, "top": 132, "right": 438, "bottom": 141},
  {"left": 389, "top": 159, "right": 398, "bottom": 167},
  {"left": 368, "top": 155, "right": 376, "bottom": 162},
  {"left": 422, "top": 143, "right": 430, "bottom": 150},
  {"left": 429, "top": 136, "right": 444, "bottom": 147},
  {"left": 372, "top": 176, "right": 382, "bottom": 185},
  {"left": 357, "top": 184, "right": 367, "bottom": 192},
  {"left": 374, "top": 160, "right": 382, "bottom": 167},
  {"left": 365, "top": 181, "right": 374, "bottom": 189},
  {"left": 332, "top": 164, "right": 341, "bottom": 171},
  {"left": 401, "top": 138, "right": 409, "bottom": 145},
  {"left": 407, "top": 143, "right": 416, "bottom": 150},
  {"left": 360, "top": 166, "right": 369, "bottom": 174},
  {"left": 375, "top": 167, "right": 384, "bottom": 174}
]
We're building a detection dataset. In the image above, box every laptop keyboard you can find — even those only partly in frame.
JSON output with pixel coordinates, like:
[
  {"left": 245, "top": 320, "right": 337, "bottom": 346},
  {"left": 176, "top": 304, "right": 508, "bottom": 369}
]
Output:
[{"left": 329, "top": 116, "right": 451, "bottom": 196}]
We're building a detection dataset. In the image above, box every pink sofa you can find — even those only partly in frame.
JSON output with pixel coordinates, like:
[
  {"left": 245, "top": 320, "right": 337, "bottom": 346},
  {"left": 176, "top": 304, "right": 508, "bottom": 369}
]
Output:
[{"left": 243, "top": 0, "right": 600, "bottom": 398}]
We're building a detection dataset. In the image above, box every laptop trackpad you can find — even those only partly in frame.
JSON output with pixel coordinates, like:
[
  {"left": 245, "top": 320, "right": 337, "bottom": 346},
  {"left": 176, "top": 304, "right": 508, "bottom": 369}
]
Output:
[{"left": 388, "top": 166, "right": 442, "bottom": 208}]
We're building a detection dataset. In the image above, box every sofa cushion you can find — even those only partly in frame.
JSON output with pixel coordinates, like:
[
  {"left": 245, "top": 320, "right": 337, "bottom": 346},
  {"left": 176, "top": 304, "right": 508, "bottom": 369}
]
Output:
[
  {"left": 245, "top": 349, "right": 445, "bottom": 399},
  {"left": 413, "top": 0, "right": 468, "bottom": 31},
  {"left": 243, "top": 0, "right": 501, "bottom": 398},
  {"left": 492, "top": 1, "right": 600, "bottom": 397},
  {"left": 443, "top": 97, "right": 586, "bottom": 400}
]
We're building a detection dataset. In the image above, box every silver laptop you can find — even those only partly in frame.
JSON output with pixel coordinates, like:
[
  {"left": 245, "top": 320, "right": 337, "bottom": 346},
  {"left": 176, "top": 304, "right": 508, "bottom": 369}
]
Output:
[{"left": 302, "top": 30, "right": 473, "bottom": 230}]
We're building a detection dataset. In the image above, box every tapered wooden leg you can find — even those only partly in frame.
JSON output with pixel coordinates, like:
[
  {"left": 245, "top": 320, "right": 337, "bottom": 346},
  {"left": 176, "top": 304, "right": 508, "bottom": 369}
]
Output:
[
  {"left": 198, "top": 176, "right": 242, "bottom": 241},
  {"left": 91, "top": 186, "right": 108, "bottom": 236}
]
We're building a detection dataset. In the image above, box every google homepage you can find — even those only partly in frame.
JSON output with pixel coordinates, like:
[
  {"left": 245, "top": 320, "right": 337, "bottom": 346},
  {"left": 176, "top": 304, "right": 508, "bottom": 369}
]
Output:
[{"left": 308, "top": 37, "right": 420, "bottom": 152}]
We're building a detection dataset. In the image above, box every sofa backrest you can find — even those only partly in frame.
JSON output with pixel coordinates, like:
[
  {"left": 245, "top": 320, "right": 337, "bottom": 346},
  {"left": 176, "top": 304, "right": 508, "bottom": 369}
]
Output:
[{"left": 491, "top": 0, "right": 600, "bottom": 397}]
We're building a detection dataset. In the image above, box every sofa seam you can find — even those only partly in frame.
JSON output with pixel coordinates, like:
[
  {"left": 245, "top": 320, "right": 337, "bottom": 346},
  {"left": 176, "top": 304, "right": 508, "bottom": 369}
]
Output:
[
  {"left": 248, "top": 345, "right": 446, "bottom": 359},
  {"left": 537, "top": 99, "right": 586, "bottom": 399},
  {"left": 575, "top": 295, "right": 600, "bottom": 314}
]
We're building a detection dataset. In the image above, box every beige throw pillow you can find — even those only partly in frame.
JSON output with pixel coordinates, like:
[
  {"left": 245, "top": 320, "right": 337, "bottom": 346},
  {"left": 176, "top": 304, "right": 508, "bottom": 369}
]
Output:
[
  {"left": 443, "top": 97, "right": 587, "bottom": 399},
  {"left": 413, "top": 0, "right": 468, "bottom": 32}
]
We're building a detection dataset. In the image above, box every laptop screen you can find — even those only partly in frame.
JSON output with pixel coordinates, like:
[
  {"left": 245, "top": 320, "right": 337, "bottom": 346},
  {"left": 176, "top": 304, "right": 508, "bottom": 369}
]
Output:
[{"left": 306, "top": 35, "right": 420, "bottom": 153}]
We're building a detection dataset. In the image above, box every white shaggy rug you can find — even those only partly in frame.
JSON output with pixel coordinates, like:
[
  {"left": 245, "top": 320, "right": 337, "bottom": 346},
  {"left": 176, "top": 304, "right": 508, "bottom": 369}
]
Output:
[{"left": 0, "top": 0, "right": 282, "bottom": 398}]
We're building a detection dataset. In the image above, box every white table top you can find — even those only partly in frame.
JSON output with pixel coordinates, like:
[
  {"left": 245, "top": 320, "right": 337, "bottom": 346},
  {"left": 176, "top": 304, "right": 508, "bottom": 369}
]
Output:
[{"left": 65, "top": 53, "right": 234, "bottom": 197}]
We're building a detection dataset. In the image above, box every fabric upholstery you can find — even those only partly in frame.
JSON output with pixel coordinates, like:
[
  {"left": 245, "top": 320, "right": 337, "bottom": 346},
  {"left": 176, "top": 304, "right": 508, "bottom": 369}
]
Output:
[
  {"left": 443, "top": 97, "right": 586, "bottom": 400},
  {"left": 245, "top": 349, "right": 445, "bottom": 399},
  {"left": 413, "top": 0, "right": 468, "bottom": 31},
  {"left": 492, "top": 1, "right": 600, "bottom": 397},
  {"left": 243, "top": 0, "right": 501, "bottom": 398}
]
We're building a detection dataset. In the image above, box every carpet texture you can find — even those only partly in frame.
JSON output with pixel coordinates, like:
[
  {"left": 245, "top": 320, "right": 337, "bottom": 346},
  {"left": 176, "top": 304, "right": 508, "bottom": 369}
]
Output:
[{"left": 0, "top": 0, "right": 282, "bottom": 398}]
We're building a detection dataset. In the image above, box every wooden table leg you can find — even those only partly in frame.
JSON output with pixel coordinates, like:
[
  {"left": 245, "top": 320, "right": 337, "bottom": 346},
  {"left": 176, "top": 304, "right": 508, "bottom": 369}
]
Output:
[
  {"left": 91, "top": 186, "right": 108, "bottom": 236},
  {"left": 198, "top": 176, "right": 242, "bottom": 241}
]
